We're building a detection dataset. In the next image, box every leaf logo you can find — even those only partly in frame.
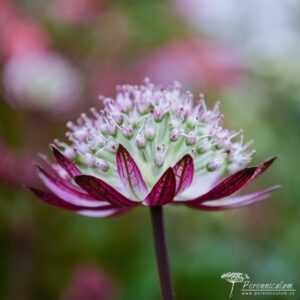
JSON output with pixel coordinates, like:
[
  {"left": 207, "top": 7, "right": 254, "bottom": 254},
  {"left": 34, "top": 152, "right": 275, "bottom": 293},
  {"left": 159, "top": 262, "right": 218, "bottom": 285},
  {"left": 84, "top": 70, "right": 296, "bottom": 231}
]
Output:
[{"left": 221, "top": 272, "right": 250, "bottom": 298}]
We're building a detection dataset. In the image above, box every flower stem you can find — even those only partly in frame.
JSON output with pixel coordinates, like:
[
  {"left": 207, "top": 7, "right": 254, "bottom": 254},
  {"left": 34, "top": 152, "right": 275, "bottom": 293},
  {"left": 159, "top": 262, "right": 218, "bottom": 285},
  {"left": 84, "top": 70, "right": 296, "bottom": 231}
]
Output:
[{"left": 150, "top": 206, "right": 175, "bottom": 300}]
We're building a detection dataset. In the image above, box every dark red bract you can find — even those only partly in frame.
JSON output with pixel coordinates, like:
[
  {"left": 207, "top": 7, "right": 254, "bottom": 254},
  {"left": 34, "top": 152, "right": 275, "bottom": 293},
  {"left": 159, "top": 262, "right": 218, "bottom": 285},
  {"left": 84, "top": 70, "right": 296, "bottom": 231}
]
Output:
[{"left": 29, "top": 144, "right": 279, "bottom": 217}]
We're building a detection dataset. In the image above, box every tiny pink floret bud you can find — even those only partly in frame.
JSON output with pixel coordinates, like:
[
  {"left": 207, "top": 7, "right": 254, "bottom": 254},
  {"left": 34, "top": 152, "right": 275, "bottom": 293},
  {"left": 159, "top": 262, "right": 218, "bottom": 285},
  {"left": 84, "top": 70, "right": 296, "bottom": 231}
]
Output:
[
  {"left": 207, "top": 156, "right": 225, "bottom": 172},
  {"left": 95, "top": 158, "right": 109, "bottom": 172},
  {"left": 144, "top": 124, "right": 155, "bottom": 141},
  {"left": 186, "top": 131, "right": 197, "bottom": 146},
  {"left": 153, "top": 107, "right": 165, "bottom": 122},
  {"left": 135, "top": 133, "right": 147, "bottom": 149},
  {"left": 154, "top": 145, "right": 165, "bottom": 167},
  {"left": 121, "top": 125, "right": 133, "bottom": 138},
  {"left": 170, "top": 129, "right": 181, "bottom": 141}
]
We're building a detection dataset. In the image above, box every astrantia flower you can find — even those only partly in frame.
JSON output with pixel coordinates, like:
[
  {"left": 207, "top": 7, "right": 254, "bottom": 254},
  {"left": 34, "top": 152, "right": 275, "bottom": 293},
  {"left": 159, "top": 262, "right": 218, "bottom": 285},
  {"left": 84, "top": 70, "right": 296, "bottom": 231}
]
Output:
[
  {"left": 0, "top": 0, "right": 83, "bottom": 118},
  {"left": 30, "top": 79, "right": 278, "bottom": 215},
  {"left": 29, "top": 79, "right": 278, "bottom": 299}
]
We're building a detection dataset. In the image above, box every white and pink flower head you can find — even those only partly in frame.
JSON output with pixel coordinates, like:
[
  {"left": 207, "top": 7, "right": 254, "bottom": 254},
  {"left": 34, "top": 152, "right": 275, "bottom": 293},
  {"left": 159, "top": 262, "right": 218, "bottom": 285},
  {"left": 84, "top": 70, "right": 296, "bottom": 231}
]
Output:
[{"left": 29, "top": 79, "right": 279, "bottom": 216}]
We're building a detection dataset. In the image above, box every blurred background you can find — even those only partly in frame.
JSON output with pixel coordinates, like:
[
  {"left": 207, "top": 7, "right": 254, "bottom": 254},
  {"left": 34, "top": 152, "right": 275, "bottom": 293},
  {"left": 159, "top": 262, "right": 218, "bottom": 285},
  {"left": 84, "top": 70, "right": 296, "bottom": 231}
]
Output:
[{"left": 0, "top": 0, "right": 299, "bottom": 299}]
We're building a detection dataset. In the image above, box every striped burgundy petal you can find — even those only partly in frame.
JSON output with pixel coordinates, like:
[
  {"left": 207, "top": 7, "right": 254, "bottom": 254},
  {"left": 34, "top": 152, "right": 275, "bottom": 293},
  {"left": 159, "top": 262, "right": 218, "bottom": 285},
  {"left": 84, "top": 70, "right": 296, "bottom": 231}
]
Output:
[
  {"left": 29, "top": 187, "right": 128, "bottom": 217},
  {"left": 38, "top": 154, "right": 75, "bottom": 184},
  {"left": 187, "top": 157, "right": 277, "bottom": 204},
  {"left": 116, "top": 144, "right": 148, "bottom": 199},
  {"left": 74, "top": 175, "right": 140, "bottom": 208},
  {"left": 144, "top": 168, "right": 176, "bottom": 206},
  {"left": 187, "top": 186, "right": 280, "bottom": 211},
  {"left": 173, "top": 154, "right": 194, "bottom": 195},
  {"left": 29, "top": 187, "right": 115, "bottom": 210},
  {"left": 51, "top": 145, "right": 81, "bottom": 177},
  {"left": 36, "top": 165, "right": 110, "bottom": 207},
  {"left": 38, "top": 154, "right": 57, "bottom": 173}
]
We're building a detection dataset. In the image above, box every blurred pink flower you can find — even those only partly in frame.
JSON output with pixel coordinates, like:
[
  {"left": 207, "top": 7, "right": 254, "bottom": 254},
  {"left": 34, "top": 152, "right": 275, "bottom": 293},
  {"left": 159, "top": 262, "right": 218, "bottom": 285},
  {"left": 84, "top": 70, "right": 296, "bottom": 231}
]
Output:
[
  {"left": 63, "top": 265, "right": 115, "bottom": 300},
  {"left": 0, "top": 0, "right": 49, "bottom": 59},
  {"left": 136, "top": 39, "right": 244, "bottom": 90},
  {"left": 3, "top": 51, "right": 83, "bottom": 116},
  {"left": 0, "top": 18, "right": 49, "bottom": 60},
  {"left": 0, "top": 0, "right": 84, "bottom": 118},
  {"left": 49, "top": 0, "right": 103, "bottom": 24}
]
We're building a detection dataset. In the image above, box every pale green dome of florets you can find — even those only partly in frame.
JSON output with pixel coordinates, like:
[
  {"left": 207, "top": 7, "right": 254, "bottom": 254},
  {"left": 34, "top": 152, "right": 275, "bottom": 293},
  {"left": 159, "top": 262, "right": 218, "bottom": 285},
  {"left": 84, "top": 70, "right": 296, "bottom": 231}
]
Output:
[{"left": 55, "top": 79, "right": 254, "bottom": 192}]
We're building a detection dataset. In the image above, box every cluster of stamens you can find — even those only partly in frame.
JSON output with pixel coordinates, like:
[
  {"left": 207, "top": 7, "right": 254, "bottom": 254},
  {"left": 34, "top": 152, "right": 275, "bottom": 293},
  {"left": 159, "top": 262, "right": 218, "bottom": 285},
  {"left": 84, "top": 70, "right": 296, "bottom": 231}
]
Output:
[{"left": 54, "top": 79, "right": 255, "bottom": 188}]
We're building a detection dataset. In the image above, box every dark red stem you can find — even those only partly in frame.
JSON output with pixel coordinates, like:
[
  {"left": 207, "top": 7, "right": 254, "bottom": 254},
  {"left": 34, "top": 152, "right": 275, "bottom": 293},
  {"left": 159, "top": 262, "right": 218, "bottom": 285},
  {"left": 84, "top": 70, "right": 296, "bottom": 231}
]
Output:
[{"left": 150, "top": 206, "right": 175, "bottom": 300}]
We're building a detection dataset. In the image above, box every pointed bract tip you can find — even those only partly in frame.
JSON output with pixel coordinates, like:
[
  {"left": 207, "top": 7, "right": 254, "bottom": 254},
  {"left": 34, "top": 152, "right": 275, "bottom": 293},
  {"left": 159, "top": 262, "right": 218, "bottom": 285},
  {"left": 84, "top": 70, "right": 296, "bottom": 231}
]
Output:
[
  {"left": 34, "top": 164, "right": 51, "bottom": 178},
  {"left": 32, "top": 164, "right": 44, "bottom": 176},
  {"left": 27, "top": 186, "right": 43, "bottom": 196},
  {"left": 263, "top": 156, "right": 278, "bottom": 166},
  {"left": 143, "top": 167, "right": 176, "bottom": 206},
  {"left": 265, "top": 156, "right": 278, "bottom": 164},
  {"left": 166, "top": 167, "right": 175, "bottom": 176},
  {"left": 270, "top": 185, "right": 282, "bottom": 191},
  {"left": 182, "top": 153, "right": 194, "bottom": 160},
  {"left": 51, "top": 144, "right": 66, "bottom": 157},
  {"left": 116, "top": 143, "right": 126, "bottom": 154},
  {"left": 50, "top": 144, "right": 57, "bottom": 151},
  {"left": 258, "top": 156, "right": 278, "bottom": 172},
  {"left": 50, "top": 144, "right": 81, "bottom": 177},
  {"left": 50, "top": 144, "right": 61, "bottom": 157}
]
